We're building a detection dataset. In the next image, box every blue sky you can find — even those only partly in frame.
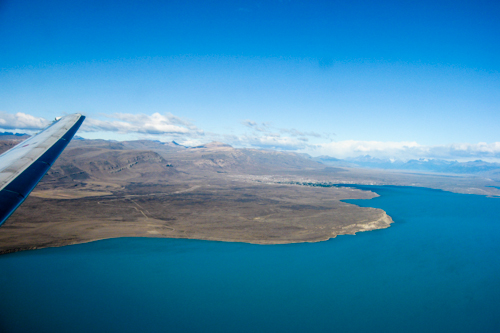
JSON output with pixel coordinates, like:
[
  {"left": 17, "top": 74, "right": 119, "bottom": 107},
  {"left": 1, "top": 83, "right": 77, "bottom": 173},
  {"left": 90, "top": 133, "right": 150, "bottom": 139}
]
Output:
[{"left": 1, "top": 0, "right": 499, "bottom": 161}]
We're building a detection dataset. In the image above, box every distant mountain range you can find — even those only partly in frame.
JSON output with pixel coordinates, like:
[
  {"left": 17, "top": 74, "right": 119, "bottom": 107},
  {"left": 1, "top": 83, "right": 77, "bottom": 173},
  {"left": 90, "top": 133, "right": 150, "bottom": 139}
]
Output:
[
  {"left": 0, "top": 131, "right": 30, "bottom": 140},
  {"left": 313, "top": 155, "right": 500, "bottom": 175}
]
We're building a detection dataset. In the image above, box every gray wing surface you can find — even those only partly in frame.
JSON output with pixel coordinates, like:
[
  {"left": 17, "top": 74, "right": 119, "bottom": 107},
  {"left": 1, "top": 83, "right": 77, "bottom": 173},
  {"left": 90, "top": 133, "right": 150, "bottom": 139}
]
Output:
[{"left": 0, "top": 113, "right": 85, "bottom": 226}]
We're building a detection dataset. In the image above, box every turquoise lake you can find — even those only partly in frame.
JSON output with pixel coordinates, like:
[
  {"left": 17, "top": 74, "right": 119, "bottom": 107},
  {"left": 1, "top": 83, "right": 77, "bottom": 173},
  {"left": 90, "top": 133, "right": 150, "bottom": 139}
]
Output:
[{"left": 1, "top": 185, "right": 500, "bottom": 332}]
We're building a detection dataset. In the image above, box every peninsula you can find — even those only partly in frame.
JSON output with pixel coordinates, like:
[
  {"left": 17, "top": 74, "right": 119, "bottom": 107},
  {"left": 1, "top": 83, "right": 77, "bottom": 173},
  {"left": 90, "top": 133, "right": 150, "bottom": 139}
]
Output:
[{"left": 0, "top": 139, "right": 498, "bottom": 254}]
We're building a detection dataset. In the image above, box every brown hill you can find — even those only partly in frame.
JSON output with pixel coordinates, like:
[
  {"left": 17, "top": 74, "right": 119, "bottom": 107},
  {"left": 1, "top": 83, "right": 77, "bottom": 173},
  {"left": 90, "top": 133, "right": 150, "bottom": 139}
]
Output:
[
  {"left": 38, "top": 139, "right": 325, "bottom": 189},
  {"left": 0, "top": 139, "right": 26, "bottom": 155}
]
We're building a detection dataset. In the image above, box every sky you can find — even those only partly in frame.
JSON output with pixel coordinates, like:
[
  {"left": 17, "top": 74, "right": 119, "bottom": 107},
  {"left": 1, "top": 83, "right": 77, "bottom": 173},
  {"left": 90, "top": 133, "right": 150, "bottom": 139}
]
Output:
[{"left": 1, "top": 0, "right": 499, "bottom": 161}]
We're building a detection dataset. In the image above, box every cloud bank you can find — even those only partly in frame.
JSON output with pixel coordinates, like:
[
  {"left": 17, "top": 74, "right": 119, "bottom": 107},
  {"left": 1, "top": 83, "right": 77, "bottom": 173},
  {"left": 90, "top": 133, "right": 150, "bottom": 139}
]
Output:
[
  {"left": 82, "top": 112, "right": 204, "bottom": 138},
  {"left": 0, "top": 112, "right": 51, "bottom": 131},
  {"left": 2, "top": 111, "right": 499, "bottom": 162},
  {"left": 313, "top": 140, "right": 500, "bottom": 161},
  {"left": 238, "top": 119, "right": 322, "bottom": 150}
]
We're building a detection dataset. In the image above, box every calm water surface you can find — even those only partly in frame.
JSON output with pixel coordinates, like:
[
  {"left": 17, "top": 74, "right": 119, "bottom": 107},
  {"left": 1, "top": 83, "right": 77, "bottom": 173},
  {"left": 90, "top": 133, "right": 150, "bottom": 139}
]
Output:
[{"left": 1, "top": 185, "right": 499, "bottom": 332}]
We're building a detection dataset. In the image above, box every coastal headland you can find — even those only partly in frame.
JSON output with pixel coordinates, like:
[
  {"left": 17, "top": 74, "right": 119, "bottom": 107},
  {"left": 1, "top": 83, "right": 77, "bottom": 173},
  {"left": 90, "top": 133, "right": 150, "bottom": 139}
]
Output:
[{"left": 0, "top": 139, "right": 498, "bottom": 254}]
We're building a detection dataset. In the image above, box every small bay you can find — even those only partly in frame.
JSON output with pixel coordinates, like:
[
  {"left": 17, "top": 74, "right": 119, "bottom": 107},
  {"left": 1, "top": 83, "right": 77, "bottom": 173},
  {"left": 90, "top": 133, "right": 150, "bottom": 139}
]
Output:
[{"left": 1, "top": 185, "right": 499, "bottom": 332}]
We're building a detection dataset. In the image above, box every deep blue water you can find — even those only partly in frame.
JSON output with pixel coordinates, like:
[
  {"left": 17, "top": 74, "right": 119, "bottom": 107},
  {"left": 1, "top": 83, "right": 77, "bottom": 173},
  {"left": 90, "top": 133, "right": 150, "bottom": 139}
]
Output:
[{"left": 1, "top": 185, "right": 500, "bottom": 333}]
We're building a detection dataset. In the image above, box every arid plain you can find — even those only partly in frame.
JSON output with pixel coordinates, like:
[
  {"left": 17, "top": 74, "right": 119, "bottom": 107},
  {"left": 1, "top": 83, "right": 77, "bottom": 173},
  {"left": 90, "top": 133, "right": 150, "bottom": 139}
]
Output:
[{"left": 1, "top": 139, "right": 499, "bottom": 254}]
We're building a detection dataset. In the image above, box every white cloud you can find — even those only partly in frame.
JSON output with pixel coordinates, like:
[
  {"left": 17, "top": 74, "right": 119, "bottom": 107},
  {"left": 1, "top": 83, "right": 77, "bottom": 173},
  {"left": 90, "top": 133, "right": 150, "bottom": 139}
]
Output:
[
  {"left": 82, "top": 112, "right": 203, "bottom": 137},
  {"left": 241, "top": 119, "right": 271, "bottom": 132},
  {"left": 313, "top": 140, "right": 421, "bottom": 158},
  {"left": 244, "top": 135, "right": 308, "bottom": 150},
  {"left": 311, "top": 140, "right": 500, "bottom": 161},
  {"left": 238, "top": 119, "right": 323, "bottom": 150},
  {"left": 427, "top": 142, "right": 500, "bottom": 160},
  {"left": 0, "top": 112, "right": 51, "bottom": 131},
  {"left": 280, "top": 128, "right": 322, "bottom": 138}
]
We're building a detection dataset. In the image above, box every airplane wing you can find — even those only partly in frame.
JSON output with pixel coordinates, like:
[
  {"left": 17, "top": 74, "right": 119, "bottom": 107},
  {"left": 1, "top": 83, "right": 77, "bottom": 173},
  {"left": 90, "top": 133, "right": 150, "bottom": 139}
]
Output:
[{"left": 0, "top": 113, "right": 85, "bottom": 226}]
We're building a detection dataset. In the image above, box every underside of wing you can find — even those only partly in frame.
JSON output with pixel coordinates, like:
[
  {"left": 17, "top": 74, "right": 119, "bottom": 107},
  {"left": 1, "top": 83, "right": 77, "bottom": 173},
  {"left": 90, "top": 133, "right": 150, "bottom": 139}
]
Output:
[{"left": 0, "top": 114, "right": 85, "bottom": 226}]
